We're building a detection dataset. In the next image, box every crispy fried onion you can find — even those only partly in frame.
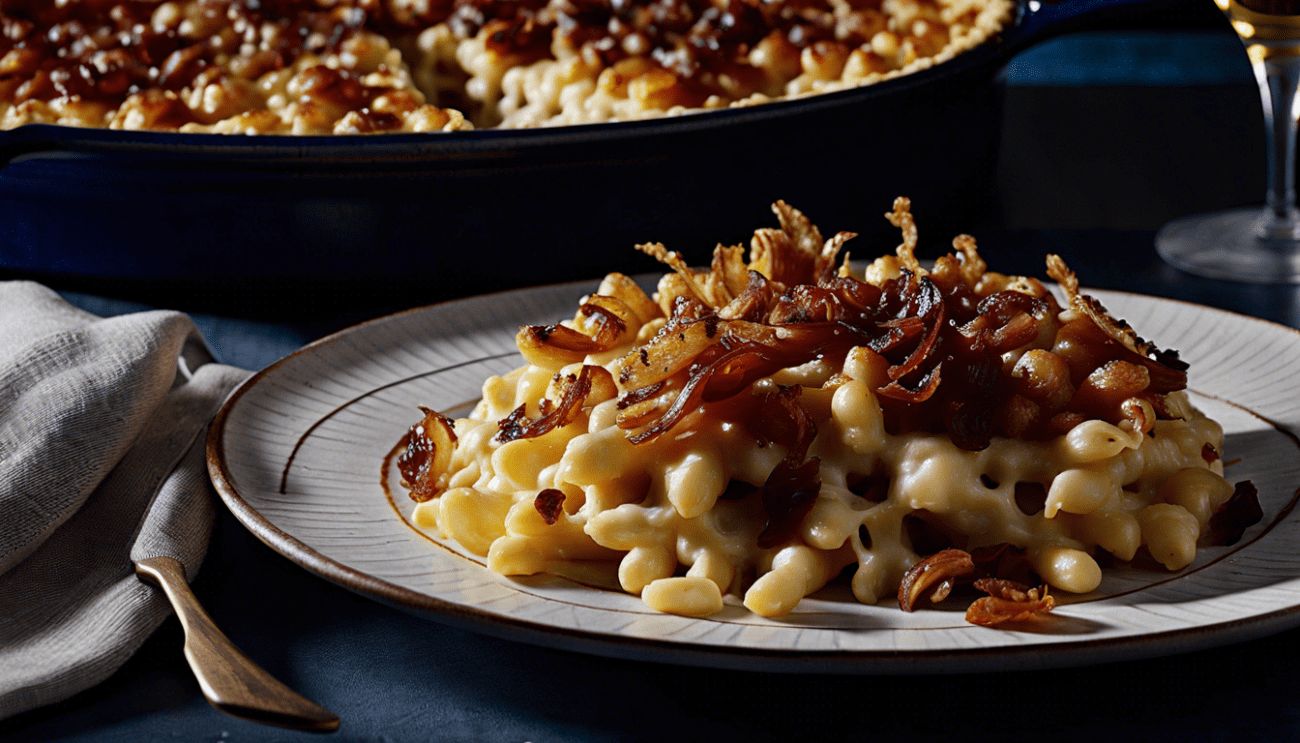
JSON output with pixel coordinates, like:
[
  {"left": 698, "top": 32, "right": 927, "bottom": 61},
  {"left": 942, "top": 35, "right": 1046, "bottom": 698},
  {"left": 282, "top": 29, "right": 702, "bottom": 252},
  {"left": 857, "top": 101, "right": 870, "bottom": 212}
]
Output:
[
  {"left": 1047, "top": 254, "right": 1189, "bottom": 377},
  {"left": 614, "top": 203, "right": 1189, "bottom": 452},
  {"left": 636, "top": 242, "right": 714, "bottom": 306},
  {"left": 885, "top": 197, "right": 922, "bottom": 274},
  {"left": 641, "top": 201, "right": 856, "bottom": 313},
  {"left": 898, "top": 546, "right": 1056, "bottom": 625},
  {"left": 898, "top": 548, "right": 974, "bottom": 611},
  {"left": 495, "top": 365, "right": 596, "bottom": 443},
  {"left": 398, "top": 406, "right": 459, "bottom": 503},
  {"left": 751, "top": 200, "right": 853, "bottom": 287},
  {"left": 965, "top": 579, "right": 1056, "bottom": 626}
]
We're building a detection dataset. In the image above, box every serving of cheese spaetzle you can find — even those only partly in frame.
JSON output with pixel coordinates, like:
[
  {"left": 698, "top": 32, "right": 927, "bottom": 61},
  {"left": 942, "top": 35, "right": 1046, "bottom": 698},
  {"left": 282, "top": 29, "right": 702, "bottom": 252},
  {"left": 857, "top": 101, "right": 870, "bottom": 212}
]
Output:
[{"left": 394, "top": 199, "right": 1259, "bottom": 623}]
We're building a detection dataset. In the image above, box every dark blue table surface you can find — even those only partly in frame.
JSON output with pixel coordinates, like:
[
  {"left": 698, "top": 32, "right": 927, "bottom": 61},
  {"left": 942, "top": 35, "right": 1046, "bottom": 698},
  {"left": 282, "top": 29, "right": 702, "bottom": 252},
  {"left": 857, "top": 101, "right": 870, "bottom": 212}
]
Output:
[{"left": 4, "top": 28, "right": 1300, "bottom": 743}]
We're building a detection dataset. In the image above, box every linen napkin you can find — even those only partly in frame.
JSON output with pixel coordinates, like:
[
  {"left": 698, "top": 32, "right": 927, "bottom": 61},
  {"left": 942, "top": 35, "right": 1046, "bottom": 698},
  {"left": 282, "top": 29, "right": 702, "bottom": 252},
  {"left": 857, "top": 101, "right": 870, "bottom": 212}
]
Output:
[{"left": 0, "top": 282, "right": 250, "bottom": 720}]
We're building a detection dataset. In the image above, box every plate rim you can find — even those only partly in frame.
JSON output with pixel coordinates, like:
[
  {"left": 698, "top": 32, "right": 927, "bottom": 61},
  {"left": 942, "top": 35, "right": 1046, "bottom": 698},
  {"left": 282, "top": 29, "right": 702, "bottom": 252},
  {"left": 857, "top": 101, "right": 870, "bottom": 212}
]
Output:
[{"left": 206, "top": 281, "right": 1300, "bottom": 673}]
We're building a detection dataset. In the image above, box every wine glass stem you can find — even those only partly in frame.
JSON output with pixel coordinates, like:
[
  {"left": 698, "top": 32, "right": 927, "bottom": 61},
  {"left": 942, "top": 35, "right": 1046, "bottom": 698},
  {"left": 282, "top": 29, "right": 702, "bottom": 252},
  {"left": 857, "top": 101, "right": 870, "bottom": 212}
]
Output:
[{"left": 1257, "top": 52, "right": 1300, "bottom": 235}]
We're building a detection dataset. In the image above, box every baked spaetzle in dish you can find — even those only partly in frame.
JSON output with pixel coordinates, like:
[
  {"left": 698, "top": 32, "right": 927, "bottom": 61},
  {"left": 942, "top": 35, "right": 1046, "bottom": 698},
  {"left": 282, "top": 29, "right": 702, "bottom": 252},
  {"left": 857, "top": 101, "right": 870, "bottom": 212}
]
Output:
[
  {"left": 393, "top": 198, "right": 1260, "bottom": 623},
  {"left": 1, "top": 0, "right": 1011, "bottom": 133}
]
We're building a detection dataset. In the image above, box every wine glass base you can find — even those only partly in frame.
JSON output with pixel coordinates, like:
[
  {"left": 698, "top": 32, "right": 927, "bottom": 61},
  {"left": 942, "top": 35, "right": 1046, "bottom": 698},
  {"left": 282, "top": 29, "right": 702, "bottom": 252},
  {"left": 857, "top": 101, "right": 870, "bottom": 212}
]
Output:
[{"left": 1156, "top": 207, "right": 1300, "bottom": 284}]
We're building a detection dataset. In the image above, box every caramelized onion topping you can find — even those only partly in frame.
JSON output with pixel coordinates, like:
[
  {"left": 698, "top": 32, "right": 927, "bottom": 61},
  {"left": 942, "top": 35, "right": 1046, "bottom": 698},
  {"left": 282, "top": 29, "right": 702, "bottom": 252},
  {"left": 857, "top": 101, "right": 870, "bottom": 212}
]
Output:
[
  {"left": 534, "top": 488, "right": 567, "bottom": 525},
  {"left": 1205, "top": 480, "right": 1263, "bottom": 546},
  {"left": 1202, "top": 443, "right": 1221, "bottom": 464},
  {"left": 496, "top": 365, "right": 595, "bottom": 442},
  {"left": 619, "top": 245, "right": 1188, "bottom": 451},
  {"left": 897, "top": 544, "right": 1053, "bottom": 621},
  {"left": 398, "top": 406, "right": 458, "bottom": 503},
  {"left": 520, "top": 323, "right": 608, "bottom": 355},
  {"left": 617, "top": 380, "right": 666, "bottom": 409},
  {"left": 756, "top": 456, "right": 821, "bottom": 549},
  {"left": 898, "top": 548, "right": 975, "bottom": 612},
  {"left": 579, "top": 296, "right": 631, "bottom": 346},
  {"left": 0, "top": 0, "right": 382, "bottom": 114},
  {"left": 756, "top": 386, "right": 822, "bottom": 549}
]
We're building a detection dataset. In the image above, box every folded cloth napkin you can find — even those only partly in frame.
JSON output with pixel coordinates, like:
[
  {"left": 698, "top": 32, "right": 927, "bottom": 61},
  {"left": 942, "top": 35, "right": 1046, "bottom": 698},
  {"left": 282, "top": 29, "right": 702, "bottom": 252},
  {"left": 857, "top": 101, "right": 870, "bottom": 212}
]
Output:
[{"left": 0, "top": 282, "right": 249, "bottom": 720}]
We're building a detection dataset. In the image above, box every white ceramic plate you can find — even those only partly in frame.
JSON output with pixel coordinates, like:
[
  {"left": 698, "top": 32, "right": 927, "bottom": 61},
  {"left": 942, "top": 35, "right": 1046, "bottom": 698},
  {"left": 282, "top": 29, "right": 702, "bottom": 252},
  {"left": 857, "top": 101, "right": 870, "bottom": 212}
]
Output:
[{"left": 207, "top": 282, "right": 1300, "bottom": 673}]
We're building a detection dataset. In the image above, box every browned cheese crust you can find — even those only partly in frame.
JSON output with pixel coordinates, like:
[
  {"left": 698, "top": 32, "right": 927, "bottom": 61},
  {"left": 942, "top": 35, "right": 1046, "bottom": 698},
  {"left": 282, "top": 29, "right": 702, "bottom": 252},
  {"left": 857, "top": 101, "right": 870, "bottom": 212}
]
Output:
[{"left": 0, "top": 0, "right": 1011, "bottom": 132}]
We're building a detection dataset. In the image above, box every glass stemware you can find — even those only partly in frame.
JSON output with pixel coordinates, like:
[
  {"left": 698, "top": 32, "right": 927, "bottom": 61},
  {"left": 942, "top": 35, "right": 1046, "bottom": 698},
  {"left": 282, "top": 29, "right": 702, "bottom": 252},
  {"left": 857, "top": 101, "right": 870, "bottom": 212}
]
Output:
[{"left": 1156, "top": 0, "right": 1300, "bottom": 282}]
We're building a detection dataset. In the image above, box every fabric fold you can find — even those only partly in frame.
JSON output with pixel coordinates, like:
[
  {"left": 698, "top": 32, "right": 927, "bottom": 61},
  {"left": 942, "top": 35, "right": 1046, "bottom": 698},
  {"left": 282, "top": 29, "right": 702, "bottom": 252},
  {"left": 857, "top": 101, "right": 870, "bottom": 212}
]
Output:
[{"left": 0, "top": 282, "right": 251, "bottom": 720}]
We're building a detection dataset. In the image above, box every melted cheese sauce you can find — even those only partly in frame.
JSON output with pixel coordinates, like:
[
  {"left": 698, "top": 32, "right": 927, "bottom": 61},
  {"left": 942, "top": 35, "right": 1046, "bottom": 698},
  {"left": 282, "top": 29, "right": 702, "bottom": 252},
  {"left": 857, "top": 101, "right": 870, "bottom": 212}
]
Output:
[{"left": 412, "top": 342, "right": 1228, "bottom": 618}]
